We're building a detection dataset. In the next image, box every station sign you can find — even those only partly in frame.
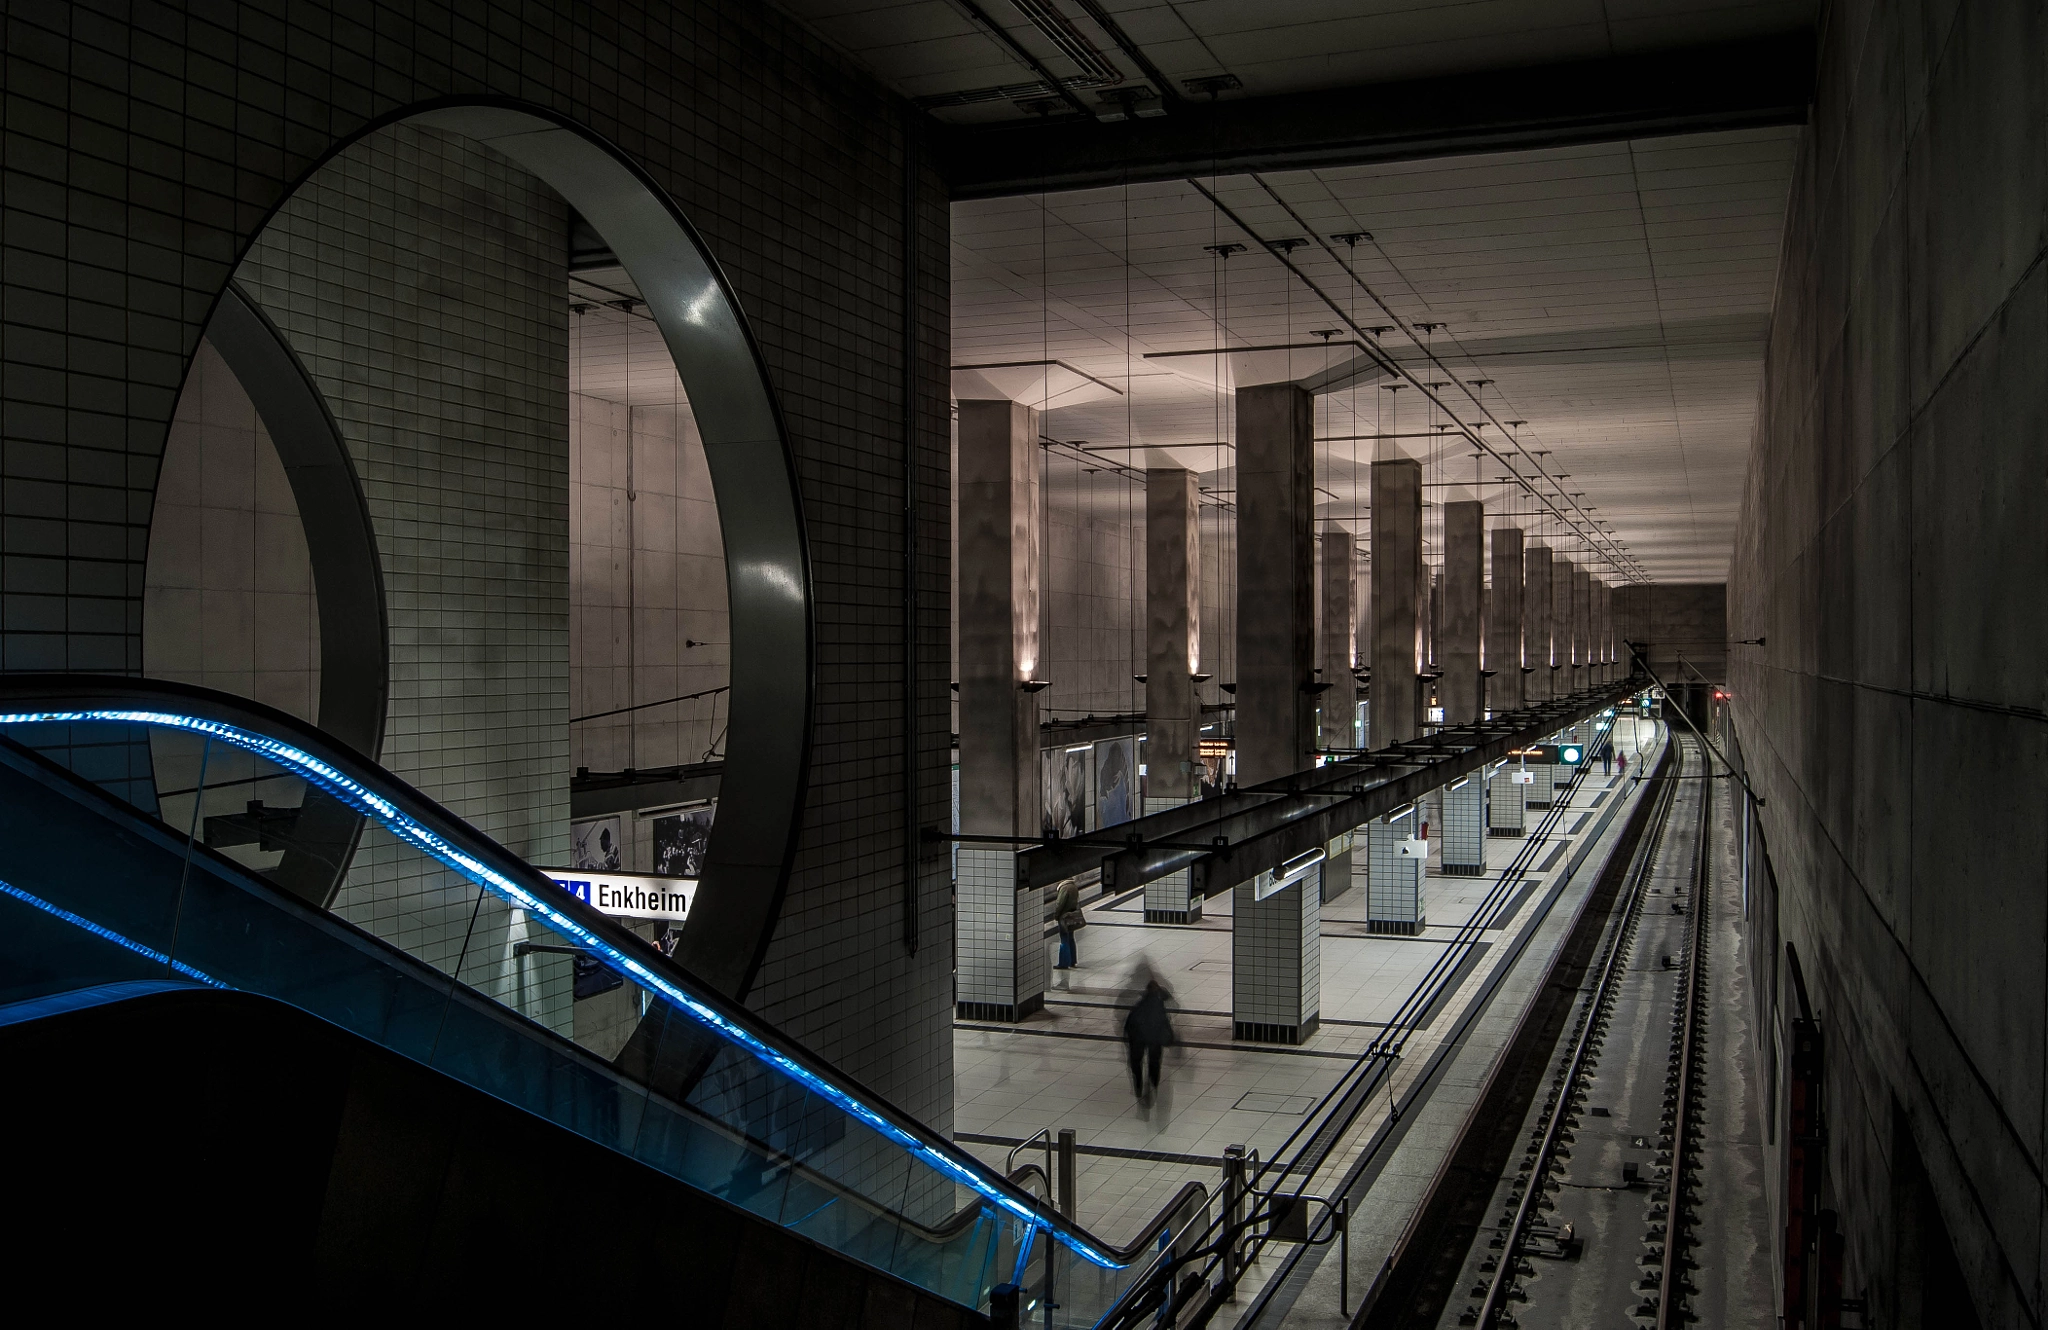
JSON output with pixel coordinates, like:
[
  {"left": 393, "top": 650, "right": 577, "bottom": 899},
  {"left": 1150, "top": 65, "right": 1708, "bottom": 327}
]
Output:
[
  {"left": 544, "top": 870, "right": 694, "bottom": 923},
  {"left": 1518, "top": 743, "right": 1585, "bottom": 766}
]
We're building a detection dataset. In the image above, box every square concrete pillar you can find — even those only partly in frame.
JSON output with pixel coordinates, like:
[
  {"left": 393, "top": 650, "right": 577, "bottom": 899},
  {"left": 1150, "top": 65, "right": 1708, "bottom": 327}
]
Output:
[
  {"left": 1144, "top": 468, "right": 1204, "bottom": 923},
  {"left": 1597, "top": 580, "right": 1614, "bottom": 683},
  {"left": 1320, "top": 529, "right": 1359, "bottom": 750},
  {"left": 1525, "top": 544, "right": 1554, "bottom": 703},
  {"left": 1232, "top": 383, "right": 1319, "bottom": 1042},
  {"left": 1488, "top": 761, "right": 1527, "bottom": 836},
  {"left": 1371, "top": 458, "right": 1424, "bottom": 745},
  {"left": 1147, "top": 468, "right": 1201, "bottom": 799},
  {"left": 1441, "top": 500, "right": 1483, "bottom": 725},
  {"left": 1488, "top": 525, "right": 1525, "bottom": 714},
  {"left": 1365, "top": 806, "right": 1425, "bottom": 934},
  {"left": 1572, "top": 566, "right": 1593, "bottom": 696},
  {"left": 956, "top": 399, "right": 1045, "bottom": 1022},
  {"left": 1440, "top": 773, "right": 1486, "bottom": 875},
  {"left": 1553, "top": 558, "right": 1577, "bottom": 695}
]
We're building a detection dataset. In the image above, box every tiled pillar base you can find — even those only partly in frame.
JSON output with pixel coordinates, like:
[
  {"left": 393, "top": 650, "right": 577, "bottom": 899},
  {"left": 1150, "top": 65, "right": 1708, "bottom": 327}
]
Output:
[
  {"left": 955, "top": 846, "right": 1046, "bottom": 1022},
  {"left": 1231, "top": 874, "right": 1321, "bottom": 1044},
  {"left": 1488, "top": 763, "right": 1528, "bottom": 836},
  {"left": 1366, "top": 812, "right": 1426, "bottom": 935},
  {"left": 1142, "top": 797, "right": 1203, "bottom": 923},
  {"left": 1441, "top": 775, "right": 1486, "bottom": 876}
]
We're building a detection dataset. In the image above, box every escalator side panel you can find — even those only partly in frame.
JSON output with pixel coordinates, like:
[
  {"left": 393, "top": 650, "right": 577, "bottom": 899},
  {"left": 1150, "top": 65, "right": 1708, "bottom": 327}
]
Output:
[{"left": 0, "top": 985, "right": 987, "bottom": 1325}]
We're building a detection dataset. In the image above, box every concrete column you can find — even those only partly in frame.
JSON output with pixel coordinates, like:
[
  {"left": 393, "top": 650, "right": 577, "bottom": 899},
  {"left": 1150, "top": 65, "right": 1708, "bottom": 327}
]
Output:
[
  {"left": 1488, "top": 525, "right": 1525, "bottom": 714},
  {"left": 1440, "top": 771, "right": 1486, "bottom": 875},
  {"left": 1573, "top": 566, "right": 1593, "bottom": 696},
  {"left": 1145, "top": 468, "right": 1202, "bottom": 924},
  {"left": 1441, "top": 500, "right": 1483, "bottom": 725},
  {"left": 1320, "top": 530, "right": 1358, "bottom": 750},
  {"left": 1232, "top": 383, "right": 1319, "bottom": 1043},
  {"left": 1549, "top": 557, "right": 1568, "bottom": 694},
  {"left": 956, "top": 399, "right": 1045, "bottom": 1021},
  {"left": 1370, "top": 458, "right": 1423, "bottom": 746},
  {"left": 1598, "top": 580, "right": 1614, "bottom": 683},
  {"left": 1554, "top": 558, "right": 1577, "bottom": 695},
  {"left": 1525, "top": 544, "right": 1554, "bottom": 703}
]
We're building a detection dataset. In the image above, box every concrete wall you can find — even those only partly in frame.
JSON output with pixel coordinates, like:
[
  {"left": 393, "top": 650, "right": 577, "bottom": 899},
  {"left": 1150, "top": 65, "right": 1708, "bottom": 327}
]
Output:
[
  {"left": 1728, "top": 1, "right": 2048, "bottom": 1323},
  {"left": 1614, "top": 581, "right": 1728, "bottom": 683},
  {"left": 0, "top": 1, "right": 957, "bottom": 1130},
  {"left": 569, "top": 389, "right": 728, "bottom": 775}
]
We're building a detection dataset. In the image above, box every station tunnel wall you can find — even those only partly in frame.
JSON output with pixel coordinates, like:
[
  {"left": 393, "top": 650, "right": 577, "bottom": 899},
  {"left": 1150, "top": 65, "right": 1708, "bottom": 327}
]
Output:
[{"left": 1729, "top": 0, "right": 2048, "bottom": 1323}]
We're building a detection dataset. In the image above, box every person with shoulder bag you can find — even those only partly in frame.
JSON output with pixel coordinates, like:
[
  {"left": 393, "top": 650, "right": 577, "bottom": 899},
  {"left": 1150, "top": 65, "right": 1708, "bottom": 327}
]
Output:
[{"left": 1053, "top": 877, "right": 1085, "bottom": 973}]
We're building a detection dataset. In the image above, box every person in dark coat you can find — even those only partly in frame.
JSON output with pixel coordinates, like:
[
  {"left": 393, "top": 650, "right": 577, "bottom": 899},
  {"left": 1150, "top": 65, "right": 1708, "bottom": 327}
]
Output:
[{"left": 1124, "top": 977, "right": 1176, "bottom": 1108}]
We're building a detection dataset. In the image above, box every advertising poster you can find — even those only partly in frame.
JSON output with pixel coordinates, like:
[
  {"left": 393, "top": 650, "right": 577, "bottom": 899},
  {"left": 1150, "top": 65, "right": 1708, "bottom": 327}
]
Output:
[
  {"left": 1042, "top": 748, "right": 1087, "bottom": 840},
  {"left": 652, "top": 804, "right": 715, "bottom": 877},
  {"left": 1095, "top": 737, "right": 1135, "bottom": 828},
  {"left": 571, "top": 815, "right": 623, "bottom": 871}
]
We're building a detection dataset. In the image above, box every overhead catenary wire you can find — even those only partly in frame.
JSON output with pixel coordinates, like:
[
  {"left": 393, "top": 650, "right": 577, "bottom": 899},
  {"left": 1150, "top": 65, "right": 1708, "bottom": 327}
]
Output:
[{"left": 1184, "top": 177, "right": 1647, "bottom": 585}]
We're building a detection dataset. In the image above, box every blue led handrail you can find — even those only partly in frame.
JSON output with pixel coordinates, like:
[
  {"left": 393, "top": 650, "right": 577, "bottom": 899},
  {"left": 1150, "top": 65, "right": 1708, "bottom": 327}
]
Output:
[{"left": 0, "top": 679, "right": 1122, "bottom": 1270}]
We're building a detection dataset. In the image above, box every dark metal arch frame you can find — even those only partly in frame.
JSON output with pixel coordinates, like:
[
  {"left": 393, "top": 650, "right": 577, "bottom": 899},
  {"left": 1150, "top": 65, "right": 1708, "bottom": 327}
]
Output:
[{"left": 180, "top": 97, "right": 815, "bottom": 1002}]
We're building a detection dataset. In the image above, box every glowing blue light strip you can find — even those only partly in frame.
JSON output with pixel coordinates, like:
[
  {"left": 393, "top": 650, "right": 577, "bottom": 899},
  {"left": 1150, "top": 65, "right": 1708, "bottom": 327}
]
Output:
[
  {"left": 0, "top": 708, "right": 1115, "bottom": 1268},
  {"left": 0, "top": 876, "right": 224, "bottom": 988}
]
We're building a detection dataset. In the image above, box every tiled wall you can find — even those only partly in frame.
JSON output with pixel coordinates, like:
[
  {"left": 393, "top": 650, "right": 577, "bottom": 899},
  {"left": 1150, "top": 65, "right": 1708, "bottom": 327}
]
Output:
[
  {"left": 234, "top": 121, "right": 575, "bottom": 1035},
  {"left": 1440, "top": 774, "right": 1486, "bottom": 874},
  {"left": 1231, "top": 876, "right": 1320, "bottom": 1039},
  {"left": 143, "top": 339, "right": 320, "bottom": 725},
  {"left": 4, "top": 0, "right": 946, "bottom": 1134},
  {"left": 1365, "top": 812, "right": 1425, "bottom": 933},
  {"left": 141, "top": 336, "right": 321, "bottom": 874}
]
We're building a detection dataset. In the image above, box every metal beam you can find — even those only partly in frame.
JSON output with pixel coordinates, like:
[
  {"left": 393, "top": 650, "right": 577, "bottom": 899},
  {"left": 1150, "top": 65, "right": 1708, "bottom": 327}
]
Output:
[
  {"left": 938, "top": 33, "right": 1814, "bottom": 199},
  {"left": 1014, "top": 680, "right": 1640, "bottom": 894}
]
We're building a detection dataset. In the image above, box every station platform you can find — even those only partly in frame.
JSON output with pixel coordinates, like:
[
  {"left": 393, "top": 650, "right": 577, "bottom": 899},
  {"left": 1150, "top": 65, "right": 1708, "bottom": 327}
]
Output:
[{"left": 953, "top": 718, "right": 1662, "bottom": 1270}]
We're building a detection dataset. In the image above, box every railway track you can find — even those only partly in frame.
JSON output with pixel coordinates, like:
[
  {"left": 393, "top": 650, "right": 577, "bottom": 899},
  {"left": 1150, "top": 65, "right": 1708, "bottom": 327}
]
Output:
[
  {"left": 1094, "top": 720, "right": 1660, "bottom": 1330},
  {"left": 1448, "top": 734, "right": 1713, "bottom": 1329}
]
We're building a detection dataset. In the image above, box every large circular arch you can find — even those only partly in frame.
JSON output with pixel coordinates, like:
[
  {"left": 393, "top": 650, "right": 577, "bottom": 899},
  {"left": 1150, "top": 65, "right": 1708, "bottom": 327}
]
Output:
[{"left": 203, "top": 100, "right": 815, "bottom": 1003}]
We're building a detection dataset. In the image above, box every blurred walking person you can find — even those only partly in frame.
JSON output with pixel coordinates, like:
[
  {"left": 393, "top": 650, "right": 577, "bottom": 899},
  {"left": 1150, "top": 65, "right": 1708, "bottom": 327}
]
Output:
[{"left": 1124, "top": 972, "right": 1176, "bottom": 1115}]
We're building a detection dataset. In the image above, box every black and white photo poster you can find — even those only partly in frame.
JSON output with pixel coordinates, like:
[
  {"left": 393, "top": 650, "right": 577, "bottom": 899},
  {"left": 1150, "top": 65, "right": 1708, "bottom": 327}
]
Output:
[
  {"left": 571, "top": 816, "right": 623, "bottom": 871},
  {"left": 652, "top": 805, "right": 714, "bottom": 877}
]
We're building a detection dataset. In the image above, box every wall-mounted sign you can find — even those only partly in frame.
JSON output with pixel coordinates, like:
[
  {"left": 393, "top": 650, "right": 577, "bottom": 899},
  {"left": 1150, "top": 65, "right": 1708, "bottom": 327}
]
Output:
[
  {"left": 1398, "top": 837, "right": 1428, "bottom": 861},
  {"left": 1511, "top": 770, "right": 1535, "bottom": 785},
  {"left": 545, "top": 870, "right": 693, "bottom": 923}
]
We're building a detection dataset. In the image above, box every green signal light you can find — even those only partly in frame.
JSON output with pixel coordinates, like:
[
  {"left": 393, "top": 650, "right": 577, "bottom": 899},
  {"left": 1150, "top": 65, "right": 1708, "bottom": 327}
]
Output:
[{"left": 1561, "top": 745, "right": 1583, "bottom": 764}]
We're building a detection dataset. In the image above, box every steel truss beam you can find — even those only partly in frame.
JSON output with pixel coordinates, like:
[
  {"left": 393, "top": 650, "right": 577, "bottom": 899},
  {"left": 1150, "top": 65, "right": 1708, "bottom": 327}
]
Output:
[
  {"left": 1014, "top": 679, "right": 1642, "bottom": 895},
  {"left": 938, "top": 34, "right": 1814, "bottom": 199}
]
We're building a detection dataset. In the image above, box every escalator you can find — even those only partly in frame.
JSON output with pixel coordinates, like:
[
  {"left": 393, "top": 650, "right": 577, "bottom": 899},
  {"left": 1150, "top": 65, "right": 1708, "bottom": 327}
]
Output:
[{"left": 0, "top": 675, "right": 1191, "bottom": 1320}]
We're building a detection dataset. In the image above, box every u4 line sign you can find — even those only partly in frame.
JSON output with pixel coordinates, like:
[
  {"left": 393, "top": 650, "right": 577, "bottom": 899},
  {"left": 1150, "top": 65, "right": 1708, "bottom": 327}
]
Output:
[{"left": 542, "top": 870, "right": 694, "bottom": 923}]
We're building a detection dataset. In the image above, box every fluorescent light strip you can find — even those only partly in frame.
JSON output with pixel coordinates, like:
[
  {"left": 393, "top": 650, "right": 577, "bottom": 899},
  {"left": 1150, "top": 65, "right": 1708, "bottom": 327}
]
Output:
[
  {"left": 0, "top": 876, "right": 224, "bottom": 988},
  {"left": 0, "top": 710, "right": 1112, "bottom": 1267}
]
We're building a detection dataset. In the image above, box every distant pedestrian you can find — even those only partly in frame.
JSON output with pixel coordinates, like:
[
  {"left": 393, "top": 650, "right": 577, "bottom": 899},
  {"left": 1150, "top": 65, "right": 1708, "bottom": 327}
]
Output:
[
  {"left": 1053, "top": 877, "right": 1083, "bottom": 973},
  {"left": 1618, "top": 752, "right": 1629, "bottom": 779},
  {"left": 1124, "top": 976, "right": 1176, "bottom": 1111},
  {"left": 1601, "top": 745, "right": 1613, "bottom": 775}
]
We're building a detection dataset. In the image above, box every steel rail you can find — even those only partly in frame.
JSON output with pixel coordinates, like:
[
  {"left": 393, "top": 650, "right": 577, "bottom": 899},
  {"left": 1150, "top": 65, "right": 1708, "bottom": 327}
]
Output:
[
  {"left": 1475, "top": 736, "right": 1687, "bottom": 1328},
  {"left": 1657, "top": 748, "right": 1714, "bottom": 1327}
]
